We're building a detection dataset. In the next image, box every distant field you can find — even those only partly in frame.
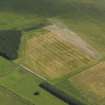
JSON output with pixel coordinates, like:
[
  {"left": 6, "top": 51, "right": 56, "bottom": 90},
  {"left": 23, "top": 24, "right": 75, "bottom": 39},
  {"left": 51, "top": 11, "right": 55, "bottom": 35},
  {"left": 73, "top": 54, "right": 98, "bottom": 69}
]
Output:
[
  {"left": 70, "top": 61, "right": 105, "bottom": 105},
  {"left": 0, "top": 12, "right": 47, "bottom": 30}
]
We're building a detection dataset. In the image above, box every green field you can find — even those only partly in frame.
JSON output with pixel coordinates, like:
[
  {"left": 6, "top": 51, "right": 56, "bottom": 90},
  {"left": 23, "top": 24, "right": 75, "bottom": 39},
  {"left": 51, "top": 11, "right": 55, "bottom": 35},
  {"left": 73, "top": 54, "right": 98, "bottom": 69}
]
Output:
[
  {"left": 0, "top": 0, "right": 105, "bottom": 105},
  {"left": 0, "top": 57, "right": 66, "bottom": 105}
]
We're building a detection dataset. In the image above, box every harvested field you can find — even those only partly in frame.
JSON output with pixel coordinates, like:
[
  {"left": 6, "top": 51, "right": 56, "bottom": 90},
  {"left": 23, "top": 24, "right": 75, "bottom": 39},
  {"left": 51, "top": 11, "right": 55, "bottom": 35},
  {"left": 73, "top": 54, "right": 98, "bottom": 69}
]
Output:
[
  {"left": 70, "top": 61, "right": 105, "bottom": 105},
  {"left": 0, "top": 59, "right": 66, "bottom": 105},
  {"left": 0, "top": 30, "right": 21, "bottom": 60},
  {"left": 19, "top": 30, "right": 95, "bottom": 79}
]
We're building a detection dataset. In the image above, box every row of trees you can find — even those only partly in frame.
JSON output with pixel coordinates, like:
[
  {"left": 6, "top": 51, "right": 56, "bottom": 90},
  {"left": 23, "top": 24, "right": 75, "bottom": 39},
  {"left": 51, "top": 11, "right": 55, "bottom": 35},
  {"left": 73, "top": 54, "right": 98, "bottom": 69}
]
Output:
[{"left": 40, "top": 82, "right": 85, "bottom": 105}]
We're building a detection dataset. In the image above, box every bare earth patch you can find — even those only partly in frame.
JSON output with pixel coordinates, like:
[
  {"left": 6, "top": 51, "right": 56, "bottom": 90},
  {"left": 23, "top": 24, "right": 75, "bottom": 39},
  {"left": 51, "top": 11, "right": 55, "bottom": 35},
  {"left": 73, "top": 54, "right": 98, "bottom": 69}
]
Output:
[{"left": 44, "top": 21, "right": 99, "bottom": 59}]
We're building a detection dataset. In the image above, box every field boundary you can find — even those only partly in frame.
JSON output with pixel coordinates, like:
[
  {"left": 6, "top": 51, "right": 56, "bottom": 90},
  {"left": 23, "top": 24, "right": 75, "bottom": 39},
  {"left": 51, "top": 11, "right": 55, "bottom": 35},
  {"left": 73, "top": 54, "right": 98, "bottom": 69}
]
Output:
[
  {"left": 69, "top": 60, "right": 103, "bottom": 78},
  {"left": 19, "top": 64, "right": 47, "bottom": 81}
]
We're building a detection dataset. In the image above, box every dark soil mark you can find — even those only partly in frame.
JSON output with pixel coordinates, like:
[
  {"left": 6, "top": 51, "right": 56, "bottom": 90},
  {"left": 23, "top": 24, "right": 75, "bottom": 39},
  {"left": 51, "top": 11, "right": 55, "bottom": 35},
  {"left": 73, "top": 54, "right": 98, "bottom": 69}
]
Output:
[{"left": 33, "top": 91, "right": 40, "bottom": 96}]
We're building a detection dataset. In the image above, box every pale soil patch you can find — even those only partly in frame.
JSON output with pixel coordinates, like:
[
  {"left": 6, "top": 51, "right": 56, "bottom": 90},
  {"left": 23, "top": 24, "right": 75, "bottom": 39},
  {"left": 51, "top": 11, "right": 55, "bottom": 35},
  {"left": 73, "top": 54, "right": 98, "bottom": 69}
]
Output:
[
  {"left": 21, "top": 31, "right": 94, "bottom": 79},
  {"left": 44, "top": 21, "right": 99, "bottom": 59},
  {"left": 70, "top": 62, "right": 105, "bottom": 104}
]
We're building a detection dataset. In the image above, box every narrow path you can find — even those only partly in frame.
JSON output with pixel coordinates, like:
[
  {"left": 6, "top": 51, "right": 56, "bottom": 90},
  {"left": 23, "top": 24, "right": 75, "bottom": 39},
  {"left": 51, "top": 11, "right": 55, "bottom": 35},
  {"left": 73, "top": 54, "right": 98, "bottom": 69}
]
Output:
[{"left": 19, "top": 64, "right": 47, "bottom": 81}]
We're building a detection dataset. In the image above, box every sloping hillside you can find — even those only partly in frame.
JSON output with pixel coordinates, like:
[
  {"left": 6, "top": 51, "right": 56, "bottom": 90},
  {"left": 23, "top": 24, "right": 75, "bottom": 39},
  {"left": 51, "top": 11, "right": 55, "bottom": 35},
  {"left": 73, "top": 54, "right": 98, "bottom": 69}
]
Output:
[{"left": 0, "top": 0, "right": 105, "bottom": 105}]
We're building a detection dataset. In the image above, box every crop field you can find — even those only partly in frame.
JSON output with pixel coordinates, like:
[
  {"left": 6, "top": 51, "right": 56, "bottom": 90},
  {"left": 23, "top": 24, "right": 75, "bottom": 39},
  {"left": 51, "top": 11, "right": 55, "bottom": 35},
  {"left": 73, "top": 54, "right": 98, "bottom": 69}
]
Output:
[
  {"left": 69, "top": 61, "right": 105, "bottom": 105},
  {"left": 0, "top": 0, "right": 105, "bottom": 105}
]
